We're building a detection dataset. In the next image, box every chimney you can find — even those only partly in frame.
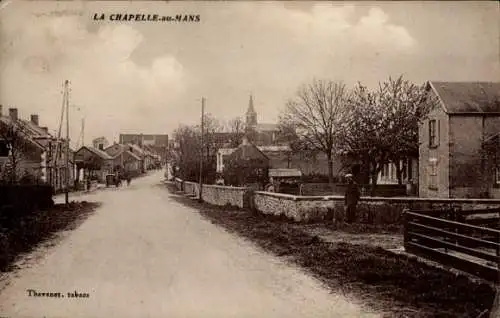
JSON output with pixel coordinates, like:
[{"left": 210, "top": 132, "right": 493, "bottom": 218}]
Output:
[
  {"left": 41, "top": 127, "right": 48, "bottom": 133},
  {"left": 9, "top": 108, "right": 18, "bottom": 121},
  {"left": 30, "top": 114, "right": 39, "bottom": 126}
]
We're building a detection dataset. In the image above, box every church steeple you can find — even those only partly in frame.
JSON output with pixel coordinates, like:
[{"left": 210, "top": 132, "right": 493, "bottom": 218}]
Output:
[{"left": 246, "top": 94, "right": 257, "bottom": 129}]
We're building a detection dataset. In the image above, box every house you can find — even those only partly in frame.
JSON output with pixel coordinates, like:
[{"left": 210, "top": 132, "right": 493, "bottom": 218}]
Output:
[
  {"left": 0, "top": 107, "right": 75, "bottom": 191},
  {"left": 74, "top": 146, "right": 113, "bottom": 182},
  {"left": 419, "top": 81, "right": 500, "bottom": 199},
  {"left": 126, "top": 143, "right": 147, "bottom": 172},
  {"left": 223, "top": 137, "right": 270, "bottom": 186},
  {"left": 104, "top": 143, "right": 142, "bottom": 175},
  {"left": 119, "top": 133, "right": 168, "bottom": 163},
  {"left": 377, "top": 159, "right": 419, "bottom": 186}
]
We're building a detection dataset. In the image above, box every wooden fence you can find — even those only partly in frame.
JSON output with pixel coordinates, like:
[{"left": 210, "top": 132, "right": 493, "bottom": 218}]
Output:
[{"left": 404, "top": 207, "right": 500, "bottom": 283}]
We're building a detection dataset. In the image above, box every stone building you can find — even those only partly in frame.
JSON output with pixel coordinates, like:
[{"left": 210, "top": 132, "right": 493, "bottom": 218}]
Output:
[{"left": 419, "top": 81, "right": 500, "bottom": 199}]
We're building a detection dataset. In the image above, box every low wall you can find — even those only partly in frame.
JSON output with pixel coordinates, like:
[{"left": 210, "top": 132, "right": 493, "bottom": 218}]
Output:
[
  {"left": 300, "top": 183, "right": 408, "bottom": 197},
  {"left": 171, "top": 178, "right": 500, "bottom": 225},
  {"left": 253, "top": 191, "right": 500, "bottom": 224},
  {"left": 183, "top": 181, "right": 199, "bottom": 197},
  {"left": 201, "top": 185, "right": 249, "bottom": 208}
]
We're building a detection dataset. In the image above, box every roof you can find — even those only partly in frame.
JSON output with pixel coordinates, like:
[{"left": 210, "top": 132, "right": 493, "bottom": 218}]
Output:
[
  {"left": 269, "top": 168, "right": 302, "bottom": 178},
  {"left": 104, "top": 144, "right": 127, "bottom": 158},
  {"left": 428, "top": 81, "right": 500, "bottom": 114},
  {"left": 125, "top": 150, "right": 141, "bottom": 161},
  {"left": 258, "top": 145, "right": 291, "bottom": 152},
  {"left": 217, "top": 148, "right": 236, "bottom": 155},
  {"left": 82, "top": 146, "right": 113, "bottom": 160},
  {"left": 229, "top": 139, "right": 269, "bottom": 161},
  {"left": 127, "top": 143, "right": 145, "bottom": 155},
  {"left": 0, "top": 116, "right": 46, "bottom": 151},
  {"left": 255, "top": 123, "right": 279, "bottom": 132}
]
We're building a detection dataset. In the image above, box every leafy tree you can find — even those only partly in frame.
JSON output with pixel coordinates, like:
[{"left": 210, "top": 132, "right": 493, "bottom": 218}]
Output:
[
  {"left": 223, "top": 157, "right": 269, "bottom": 186},
  {"left": 281, "top": 79, "right": 350, "bottom": 184},
  {"left": 337, "top": 76, "right": 436, "bottom": 194},
  {"left": 0, "top": 119, "right": 37, "bottom": 184}
]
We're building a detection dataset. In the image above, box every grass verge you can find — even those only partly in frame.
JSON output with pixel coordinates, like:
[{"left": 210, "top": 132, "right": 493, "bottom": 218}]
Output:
[
  {"left": 167, "top": 185, "right": 496, "bottom": 318},
  {"left": 0, "top": 201, "right": 100, "bottom": 272}
]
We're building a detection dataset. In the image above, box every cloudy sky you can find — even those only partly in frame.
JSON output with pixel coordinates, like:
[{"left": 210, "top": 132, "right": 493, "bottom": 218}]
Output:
[{"left": 0, "top": 1, "right": 498, "bottom": 146}]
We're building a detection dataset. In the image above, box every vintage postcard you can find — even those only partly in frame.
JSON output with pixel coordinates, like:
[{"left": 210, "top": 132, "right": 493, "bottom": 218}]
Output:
[{"left": 0, "top": 1, "right": 499, "bottom": 317}]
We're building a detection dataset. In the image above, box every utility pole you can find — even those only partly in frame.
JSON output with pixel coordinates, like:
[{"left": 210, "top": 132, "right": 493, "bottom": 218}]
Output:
[
  {"left": 81, "top": 117, "right": 85, "bottom": 147},
  {"left": 198, "top": 97, "right": 205, "bottom": 202},
  {"left": 64, "top": 80, "right": 70, "bottom": 205}
]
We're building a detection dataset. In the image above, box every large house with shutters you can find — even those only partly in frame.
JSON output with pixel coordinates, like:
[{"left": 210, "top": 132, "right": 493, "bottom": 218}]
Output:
[{"left": 419, "top": 81, "right": 500, "bottom": 199}]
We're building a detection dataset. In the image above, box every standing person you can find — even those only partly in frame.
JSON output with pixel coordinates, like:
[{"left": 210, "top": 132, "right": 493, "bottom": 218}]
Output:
[
  {"left": 126, "top": 173, "right": 131, "bottom": 186},
  {"left": 344, "top": 173, "right": 360, "bottom": 223}
]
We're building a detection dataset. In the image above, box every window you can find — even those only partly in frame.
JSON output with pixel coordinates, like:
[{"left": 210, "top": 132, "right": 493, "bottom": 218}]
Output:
[
  {"left": 0, "top": 141, "right": 9, "bottom": 157},
  {"left": 429, "top": 119, "right": 439, "bottom": 148},
  {"left": 428, "top": 158, "right": 438, "bottom": 190},
  {"left": 496, "top": 166, "right": 500, "bottom": 184}
]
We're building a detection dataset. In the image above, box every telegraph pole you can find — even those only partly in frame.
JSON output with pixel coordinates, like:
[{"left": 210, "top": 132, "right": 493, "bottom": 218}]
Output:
[
  {"left": 64, "top": 80, "right": 70, "bottom": 205},
  {"left": 198, "top": 97, "right": 205, "bottom": 202}
]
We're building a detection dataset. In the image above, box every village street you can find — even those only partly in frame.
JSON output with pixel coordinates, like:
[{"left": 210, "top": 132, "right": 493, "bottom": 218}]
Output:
[{"left": 0, "top": 171, "right": 379, "bottom": 318}]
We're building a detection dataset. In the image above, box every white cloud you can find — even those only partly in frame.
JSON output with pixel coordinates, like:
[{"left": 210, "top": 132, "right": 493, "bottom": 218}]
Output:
[{"left": 0, "top": 7, "right": 185, "bottom": 144}]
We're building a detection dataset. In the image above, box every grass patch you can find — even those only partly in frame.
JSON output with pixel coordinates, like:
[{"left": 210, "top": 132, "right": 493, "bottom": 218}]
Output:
[
  {"left": 0, "top": 201, "right": 100, "bottom": 272},
  {"left": 166, "top": 184, "right": 495, "bottom": 318}
]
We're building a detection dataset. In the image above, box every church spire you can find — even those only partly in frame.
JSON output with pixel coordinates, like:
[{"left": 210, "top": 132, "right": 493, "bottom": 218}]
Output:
[
  {"left": 246, "top": 93, "right": 257, "bottom": 129},
  {"left": 247, "top": 94, "right": 255, "bottom": 113}
]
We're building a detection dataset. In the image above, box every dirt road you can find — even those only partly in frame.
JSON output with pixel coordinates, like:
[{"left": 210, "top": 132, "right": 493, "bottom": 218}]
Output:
[{"left": 0, "top": 171, "right": 380, "bottom": 318}]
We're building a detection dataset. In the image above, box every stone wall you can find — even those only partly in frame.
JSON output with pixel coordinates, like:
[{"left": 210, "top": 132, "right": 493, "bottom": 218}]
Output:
[
  {"left": 253, "top": 191, "right": 500, "bottom": 224},
  {"left": 171, "top": 178, "right": 500, "bottom": 225},
  {"left": 201, "top": 184, "right": 250, "bottom": 208}
]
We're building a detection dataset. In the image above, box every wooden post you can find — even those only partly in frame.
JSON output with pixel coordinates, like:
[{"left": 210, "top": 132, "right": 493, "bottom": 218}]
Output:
[
  {"left": 403, "top": 208, "right": 409, "bottom": 250},
  {"left": 64, "top": 80, "right": 70, "bottom": 205},
  {"left": 490, "top": 287, "right": 500, "bottom": 318}
]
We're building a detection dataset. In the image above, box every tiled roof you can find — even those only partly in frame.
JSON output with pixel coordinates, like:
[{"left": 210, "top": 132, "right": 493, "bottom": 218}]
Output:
[
  {"left": 127, "top": 143, "right": 145, "bottom": 155},
  {"left": 255, "top": 123, "right": 279, "bottom": 132},
  {"left": 126, "top": 150, "right": 141, "bottom": 161},
  {"left": 104, "top": 144, "right": 127, "bottom": 158},
  {"left": 85, "top": 146, "right": 113, "bottom": 160},
  {"left": 0, "top": 117, "right": 46, "bottom": 150},
  {"left": 429, "top": 81, "right": 500, "bottom": 114}
]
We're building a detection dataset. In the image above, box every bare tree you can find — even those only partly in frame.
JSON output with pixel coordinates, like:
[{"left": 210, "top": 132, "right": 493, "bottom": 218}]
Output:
[
  {"left": 282, "top": 79, "right": 350, "bottom": 184},
  {"left": 199, "top": 113, "right": 223, "bottom": 161},
  {"left": 228, "top": 116, "right": 245, "bottom": 147}
]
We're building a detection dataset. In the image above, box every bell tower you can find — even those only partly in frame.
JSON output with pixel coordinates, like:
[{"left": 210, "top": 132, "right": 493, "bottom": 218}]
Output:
[{"left": 245, "top": 94, "right": 257, "bottom": 130}]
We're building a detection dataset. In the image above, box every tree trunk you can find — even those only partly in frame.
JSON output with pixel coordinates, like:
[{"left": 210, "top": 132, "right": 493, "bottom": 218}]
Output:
[
  {"left": 395, "top": 161, "right": 403, "bottom": 185},
  {"left": 327, "top": 152, "right": 334, "bottom": 189},
  {"left": 370, "top": 161, "right": 380, "bottom": 196}
]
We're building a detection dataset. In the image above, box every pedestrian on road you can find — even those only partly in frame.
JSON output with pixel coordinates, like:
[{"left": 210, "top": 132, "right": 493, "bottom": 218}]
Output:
[
  {"left": 344, "top": 174, "right": 360, "bottom": 223},
  {"left": 126, "top": 175, "right": 131, "bottom": 186}
]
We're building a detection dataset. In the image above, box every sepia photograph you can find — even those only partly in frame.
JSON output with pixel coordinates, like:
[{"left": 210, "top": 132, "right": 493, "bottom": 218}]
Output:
[{"left": 0, "top": 0, "right": 499, "bottom": 317}]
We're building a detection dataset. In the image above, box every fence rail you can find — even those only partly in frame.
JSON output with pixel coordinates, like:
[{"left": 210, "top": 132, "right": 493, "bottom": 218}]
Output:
[{"left": 404, "top": 209, "right": 500, "bottom": 283}]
